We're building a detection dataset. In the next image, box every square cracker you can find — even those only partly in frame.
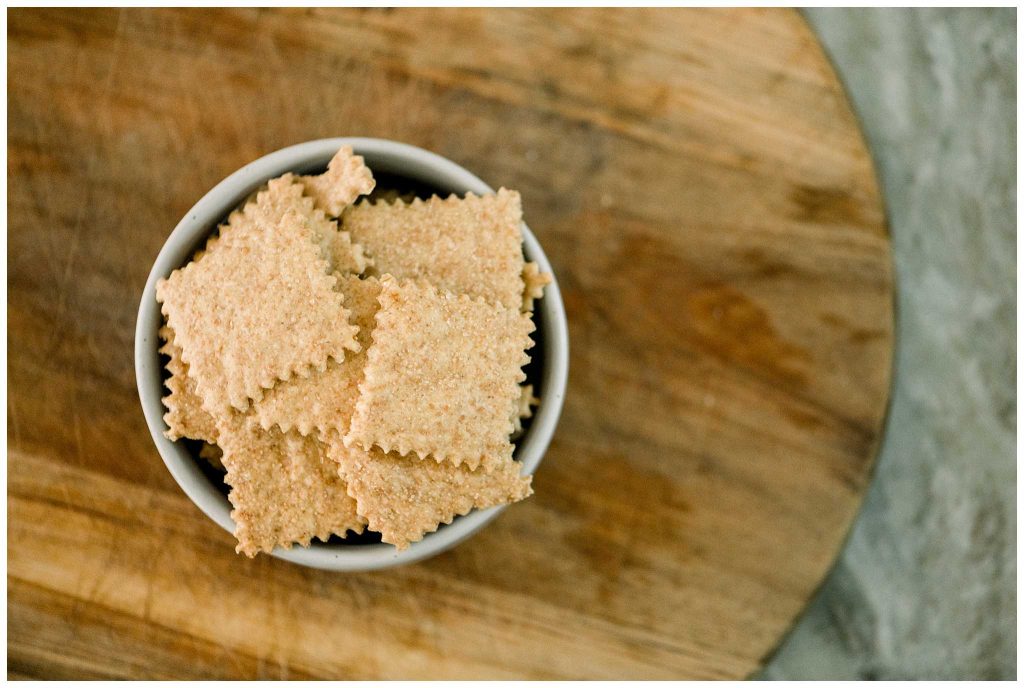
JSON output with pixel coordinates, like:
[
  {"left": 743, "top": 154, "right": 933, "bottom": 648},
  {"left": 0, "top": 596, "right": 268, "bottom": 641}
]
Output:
[
  {"left": 329, "top": 441, "right": 532, "bottom": 551},
  {"left": 511, "top": 384, "right": 540, "bottom": 436},
  {"left": 299, "top": 146, "right": 376, "bottom": 217},
  {"left": 341, "top": 188, "right": 526, "bottom": 310},
  {"left": 521, "top": 261, "right": 552, "bottom": 312},
  {"left": 159, "top": 325, "right": 218, "bottom": 443},
  {"left": 344, "top": 278, "right": 535, "bottom": 468},
  {"left": 217, "top": 415, "right": 364, "bottom": 556},
  {"left": 252, "top": 275, "right": 382, "bottom": 436},
  {"left": 156, "top": 211, "right": 360, "bottom": 414},
  {"left": 283, "top": 431, "right": 367, "bottom": 545},
  {"left": 215, "top": 174, "right": 370, "bottom": 275}
]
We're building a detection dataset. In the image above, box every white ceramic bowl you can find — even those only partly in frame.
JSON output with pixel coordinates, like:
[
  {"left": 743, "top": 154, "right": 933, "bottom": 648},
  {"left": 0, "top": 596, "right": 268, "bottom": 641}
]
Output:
[{"left": 135, "top": 138, "right": 569, "bottom": 571}]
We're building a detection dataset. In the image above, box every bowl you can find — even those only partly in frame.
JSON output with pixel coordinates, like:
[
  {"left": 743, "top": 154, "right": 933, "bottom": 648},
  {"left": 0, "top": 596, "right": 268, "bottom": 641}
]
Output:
[{"left": 134, "top": 137, "right": 569, "bottom": 571}]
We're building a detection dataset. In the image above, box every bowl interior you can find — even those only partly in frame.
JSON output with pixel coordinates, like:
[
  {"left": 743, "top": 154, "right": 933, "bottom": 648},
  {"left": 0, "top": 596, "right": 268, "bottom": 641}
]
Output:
[{"left": 137, "top": 139, "right": 566, "bottom": 570}]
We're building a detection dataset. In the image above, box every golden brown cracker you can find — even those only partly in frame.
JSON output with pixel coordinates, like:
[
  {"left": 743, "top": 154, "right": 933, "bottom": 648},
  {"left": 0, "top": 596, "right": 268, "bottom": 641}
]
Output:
[
  {"left": 522, "top": 261, "right": 552, "bottom": 312},
  {"left": 252, "top": 275, "right": 382, "bottom": 436},
  {"left": 341, "top": 189, "right": 526, "bottom": 309},
  {"left": 299, "top": 146, "right": 376, "bottom": 217},
  {"left": 192, "top": 184, "right": 265, "bottom": 262},
  {"left": 156, "top": 211, "right": 360, "bottom": 414},
  {"left": 330, "top": 442, "right": 532, "bottom": 551},
  {"left": 197, "top": 442, "right": 224, "bottom": 470},
  {"left": 284, "top": 431, "right": 366, "bottom": 544},
  {"left": 218, "top": 416, "right": 364, "bottom": 556},
  {"left": 329, "top": 229, "right": 371, "bottom": 278},
  {"left": 344, "top": 278, "right": 535, "bottom": 469},
  {"left": 366, "top": 188, "right": 418, "bottom": 205},
  {"left": 511, "top": 384, "right": 540, "bottom": 436},
  {"left": 218, "top": 417, "right": 301, "bottom": 556},
  {"left": 159, "top": 325, "right": 219, "bottom": 443},
  {"left": 218, "top": 174, "right": 369, "bottom": 274}
]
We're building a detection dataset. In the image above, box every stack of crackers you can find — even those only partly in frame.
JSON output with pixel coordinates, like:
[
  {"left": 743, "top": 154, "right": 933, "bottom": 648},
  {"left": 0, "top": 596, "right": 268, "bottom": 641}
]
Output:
[{"left": 156, "top": 147, "right": 551, "bottom": 555}]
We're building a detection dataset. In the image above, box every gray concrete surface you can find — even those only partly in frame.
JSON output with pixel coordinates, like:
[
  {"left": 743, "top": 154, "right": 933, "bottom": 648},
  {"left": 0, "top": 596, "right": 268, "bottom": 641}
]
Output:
[{"left": 759, "top": 8, "right": 1016, "bottom": 680}]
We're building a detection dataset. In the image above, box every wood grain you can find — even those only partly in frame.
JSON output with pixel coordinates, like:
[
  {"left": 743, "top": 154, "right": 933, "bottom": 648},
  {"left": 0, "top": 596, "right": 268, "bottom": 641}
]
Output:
[{"left": 7, "top": 8, "right": 893, "bottom": 679}]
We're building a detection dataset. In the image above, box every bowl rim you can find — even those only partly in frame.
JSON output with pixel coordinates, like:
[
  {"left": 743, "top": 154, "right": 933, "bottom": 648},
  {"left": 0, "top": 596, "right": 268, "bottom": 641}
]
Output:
[{"left": 134, "top": 137, "right": 569, "bottom": 571}]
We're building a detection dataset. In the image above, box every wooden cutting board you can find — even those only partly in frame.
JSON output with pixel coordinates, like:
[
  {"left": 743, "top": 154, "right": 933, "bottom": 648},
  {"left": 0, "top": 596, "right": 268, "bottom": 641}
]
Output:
[{"left": 8, "top": 8, "right": 893, "bottom": 680}]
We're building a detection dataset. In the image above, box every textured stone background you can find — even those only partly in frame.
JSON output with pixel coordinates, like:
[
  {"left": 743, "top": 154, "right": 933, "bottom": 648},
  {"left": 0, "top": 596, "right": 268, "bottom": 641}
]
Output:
[{"left": 760, "top": 8, "right": 1016, "bottom": 680}]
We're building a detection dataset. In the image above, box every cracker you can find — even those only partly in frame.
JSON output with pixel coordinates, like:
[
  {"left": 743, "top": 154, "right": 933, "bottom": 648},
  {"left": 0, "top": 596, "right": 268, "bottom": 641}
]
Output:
[
  {"left": 341, "top": 188, "right": 526, "bottom": 309},
  {"left": 252, "top": 275, "right": 382, "bottom": 436},
  {"left": 159, "top": 325, "right": 218, "bottom": 443},
  {"left": 198, "top": 442, "right": 224, "bottom": 470},
  {"left": 191, "top": 245, "right": 212, "bottom": 262},
  {"left": 511, "top": 384, "right": 540, "bottom": 436},
  {"left": 217, "top": 174, "right": 369, "bottom": 274},
  {"left": 329, "top": 229, "right": 372, "bottom": 278},
  {"left": 284, "top": 431, "right": 366, "bottom": 544},
  {"left": 235, "top": 185, "right": 264, "bottom": 214},
  {"left": 191, "top": 185, "right": 265, "bottom": 261},
  {"left": 521, "top": 261, "right": 552, "bottom": 312},
  {"left": 344, "top": 278, "right": 535, "bottom": 468},
  {"left": 156, "top": 211, "right": 360, "bottom": 414},
  {"left": 217, "top": 416, "right": 364, "bottom": 556},
  {"left": 366, "top": 188, "right": 418, "bottom": 205},
  {"left": 330, "top": 441, "right": 532, "bottom": 551},
  {"left": 299, "top": 146, "right": 376, "bottom": 217}
]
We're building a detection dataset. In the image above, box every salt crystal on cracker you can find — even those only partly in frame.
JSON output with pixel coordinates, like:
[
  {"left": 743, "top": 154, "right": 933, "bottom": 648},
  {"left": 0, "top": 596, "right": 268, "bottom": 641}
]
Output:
[
  {"left": 299, "top": 146, "right": 376, "bottom": 217},
  {"left": 345, "top": 278, "right": 535, "bottom": 469},
  {"left": 253, "top": 275, "right": 382, "bottom": 436},
  {"left": 159, "top": 325, "right": 218, "bottom": 443},
  {"left": 156, "top": 211, "right": 360, "bottom": 414},
  {"left": 330, "top": 441, "right": 532, "bottom": 551},
  {"left": 341, "top": 188, "right": 526, "bottom": 310},
  {"left": 521, "top": 261, "right": 552, "bottom": 312},
  {"left": 218, "top": 416, "right": 364, "bottom": 556}
]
